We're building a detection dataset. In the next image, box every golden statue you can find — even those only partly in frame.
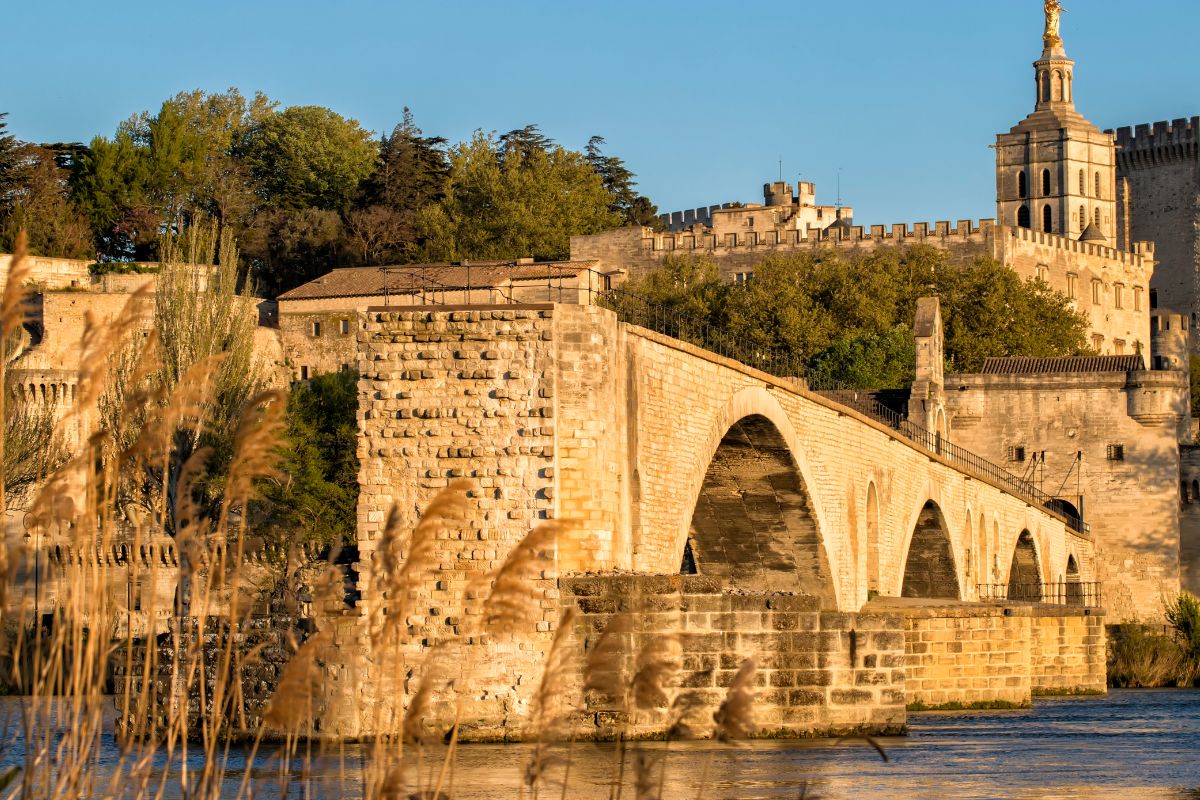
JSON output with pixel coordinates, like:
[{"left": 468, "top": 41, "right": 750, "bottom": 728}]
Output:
[{"left": 1044, "top": 0, "right": 1067, "bottom": 44}]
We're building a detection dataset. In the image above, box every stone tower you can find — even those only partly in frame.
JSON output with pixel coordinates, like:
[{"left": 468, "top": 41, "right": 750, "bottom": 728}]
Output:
[
  {"left": 995, "top": 10, "right": 1118, "bottom": 243},
  {"left": 1109, "top": 119, "right": 1200, "bottom": 332}
]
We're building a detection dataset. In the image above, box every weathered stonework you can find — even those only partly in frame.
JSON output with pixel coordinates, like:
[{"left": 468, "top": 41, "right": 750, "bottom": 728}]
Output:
[{"left": 880, "top": 599, "right": 1106, "bottom": 708}]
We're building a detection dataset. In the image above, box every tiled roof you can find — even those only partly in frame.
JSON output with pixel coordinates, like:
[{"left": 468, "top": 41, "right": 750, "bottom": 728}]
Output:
[
  {"left": 979, "top": 355, "right": 1145, "bottom": 375},
  {"left": 277, "top": 260, "right": 596, "bottom": 301}
]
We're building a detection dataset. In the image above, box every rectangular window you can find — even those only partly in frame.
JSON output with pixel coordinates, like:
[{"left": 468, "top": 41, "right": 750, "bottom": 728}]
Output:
[
  {"left": 1036, "top": 265, "right": 1048, "bottom": 283},
  {"left": 1134, "top": 287, "right": 1143, "bottom": 312},
  {"left": 734, "top": 272, "right": 754, "bottom": 285},
  {"left": 1091, "top": 279, "right": 1102, "bottom": 305},
  {"left": 300, "top": 365, "right": 309, "bottom": 381},
  {"left": 1114, "top": 283, "right": 1124, "bottom": 309},
  {"left": 1092, "top": 334, "right": 1104, "bottom": 351},
  {"left": 1008, "top": 445, "right": 1027, "bottom": 463},
  {"left": 1107, "top": 443, "right": 1125, "bottom": 462},
  {"left": 1066, "top": 273, "right": 1078, "bottom": 300},
  {"left": 312, "top": 320, "right": 322, "bottom": 337},
  {"left": 340, "top": 318, "right": 350, "bottom": 335}
]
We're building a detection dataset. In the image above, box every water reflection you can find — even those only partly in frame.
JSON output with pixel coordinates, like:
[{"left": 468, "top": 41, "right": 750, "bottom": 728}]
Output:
[{"left": 4, "top": 690, "right": 1200, "bottom": 799}]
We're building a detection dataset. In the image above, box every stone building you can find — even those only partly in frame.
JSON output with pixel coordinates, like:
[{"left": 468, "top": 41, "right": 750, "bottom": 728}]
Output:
[
  {"left": 275, "top": 259, "right": 605, "bottom": 379},
  {"left": 1107, "top": 118, "right": 1199, "bottom": 337},
  {"left": 572, "top": 13, "right": 1167, "bottom": 359}
]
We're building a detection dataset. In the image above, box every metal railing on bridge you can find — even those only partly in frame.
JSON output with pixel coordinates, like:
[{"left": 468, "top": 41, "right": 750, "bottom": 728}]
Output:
[
  {"left": 977, "top": 581, "right": 1103, "bottom": 608},
  {"left": 383, "top": 264, "right": 1089, "bottom": 536}
]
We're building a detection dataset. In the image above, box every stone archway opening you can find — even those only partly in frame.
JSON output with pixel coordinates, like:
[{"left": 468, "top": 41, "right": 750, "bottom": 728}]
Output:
[
  {"left": 1007, "top": 530, "right": 1043, "bottom": 601},
  {"left": 686, "top": 414, "right": 835, "bottom": 604},
  {"left": 900, "top": 501, "right": 960, "bottom": 599},
  {"left": 1065, "top": 554, "right": 1083, "bottom": 606}
]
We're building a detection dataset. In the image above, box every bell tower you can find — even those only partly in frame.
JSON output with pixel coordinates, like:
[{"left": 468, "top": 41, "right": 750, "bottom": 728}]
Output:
[{"left": 996, "top": 3, "right": 1118, "bottom": 245}]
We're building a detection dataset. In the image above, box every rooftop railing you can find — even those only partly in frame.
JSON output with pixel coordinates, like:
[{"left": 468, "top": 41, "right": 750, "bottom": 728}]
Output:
[{"left": 977, "top": 581, "right": 1103, "bottom": 608}]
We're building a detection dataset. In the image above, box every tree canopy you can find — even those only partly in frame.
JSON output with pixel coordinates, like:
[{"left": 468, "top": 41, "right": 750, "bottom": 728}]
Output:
[
  {"left": 615, "top": 246, "right": 1092, "bottom": 386},
  {"left": 4, "top": 96, "right": 648, "bottom": 295}
]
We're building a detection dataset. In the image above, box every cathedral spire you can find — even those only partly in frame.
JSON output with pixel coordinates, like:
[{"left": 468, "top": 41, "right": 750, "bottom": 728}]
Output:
[{"left": 1034, "top": 0, "right": 1074, "bottom": 111}]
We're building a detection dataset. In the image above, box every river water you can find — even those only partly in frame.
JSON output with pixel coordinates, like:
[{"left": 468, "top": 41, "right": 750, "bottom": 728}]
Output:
[{"left": 3, "top": 689, "right": 1199, "bottom": 799}]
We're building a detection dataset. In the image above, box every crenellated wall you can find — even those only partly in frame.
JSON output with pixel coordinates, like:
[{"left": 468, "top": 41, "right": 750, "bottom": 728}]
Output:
[{"left": 572, "top": 220, "right": 1152, "bottom": 356}]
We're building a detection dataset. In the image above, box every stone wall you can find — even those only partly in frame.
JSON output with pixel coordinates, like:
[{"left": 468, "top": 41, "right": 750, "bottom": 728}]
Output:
[
  {"left": 883, "top": 600, "right": 1106, "bottom": 708},
  {"left": 561, "top": 575, "right": 906, "bottom": 739},
  {"left": 945, "top": 369, "right": 1187, "bottom": 621},
  {"left": 571, "top": 224, "right": 1151, "bottom": 356},
  {"left": 1110, "top": 119, "right": 1199, "bottom": 329}
]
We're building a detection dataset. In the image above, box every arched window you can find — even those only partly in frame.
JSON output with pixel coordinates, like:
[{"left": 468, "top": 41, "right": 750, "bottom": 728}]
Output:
[
  {"left": 1079, "top": 170, "right": 1086, "bottom": 195},
  {"left": 1018, "top": 205, "right": 1031, "bottom": 229},
  {"left": 1095, "top": 208, "right": 1102, "bottom": 227},
  {"left": 1052, "top": 70, "right": 1063, "bottom": 101},
  {"left": 1042, "top": 169, "right": 1052, "bottom": 196},
  {"left": 1095, "top": 171, "right": 1102, "bottom": 198},
  {"left": 1043, "top": 205, "right": 1053, "bottom": 233},
  {"left": 1040, "top": 71, "right": 1051, "bottom": 103},
  {"left": 1018, "top": 171, "right": 1027, "bottom": 199}
]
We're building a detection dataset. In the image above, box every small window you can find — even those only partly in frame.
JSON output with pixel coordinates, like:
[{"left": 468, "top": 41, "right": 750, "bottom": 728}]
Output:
[
  {"left": 1079, "top": 170, "right": 1086, "bottom": 195},
  {"left": 1095, "top": 171, "right": 1102, "bottom": 198},
  {"left": 1066, "top": 273, "right": 1078, "bottom": 300},
  {"left": 1018, "top": 171, "right": 1028, "bottom": 199},
  {"left": 1114, "top": 283, "right": 1124, "bottom": 309},
  {"left": 1036, "top": 264, "right": 1048, "bottom": 283},
  {"left": 1091, "top": 279, "right": 1102, "bottom": 305},
  {"left": 1009, "top": 445, "right": 1027, "bottom": 463},
  {"left": 300, "top": 366, "right": 310, "bottom": 381},
  {"left": 1092, "top": 334, "right": 1104, "bottom": 350},
  {"left": 1094, "top": 208, "right": 1101, "bottom": 227},
  {"left": 734, "top": 272, "right": 753, "bottom": 285},
  {"left": 1114, "top": 339, "right": 1126, "bottom": 355},
  {"left": 1017, "top": 205, "right": 1031, "bottom": 229},
  {"left": 1133, "top": 287, "right": 1142, "bottom": 312},
  {"left": 1043, "top": 204, "right": 1053, "bottom": 233},
  {"left": 312, "top": 321, "right": 322, "bottom": 337},
  {"left": 1079, "top": 205, "right": 1086, "bottom": 229},
  {"left": 1107, "top": 444, "right": 1125, "bottom": 462},
  {"left": 340, "top": 318, "right": 350, "bottom": 335},
  {"left": 1042, "top": 169, "right": 1052, "bottom": 196},
  {"left": 746, "top": 217, "right": 755, "bottom": 228}
]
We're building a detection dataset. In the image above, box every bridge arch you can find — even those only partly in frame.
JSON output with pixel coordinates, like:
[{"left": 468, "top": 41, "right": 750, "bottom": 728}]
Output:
[
  {"left": 679, "top": 387, "right": 837, "bottom": 606},
  {"left": 1007, "top": 529, "right": 1044, "bottom": 601},
  {"left": 900, "top": 499, "right": 961, "bottom": 599}
]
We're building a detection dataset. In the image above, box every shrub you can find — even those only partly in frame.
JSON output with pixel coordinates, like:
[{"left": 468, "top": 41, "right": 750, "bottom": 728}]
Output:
[{"left": 1108, "top": 625, "right": 1185, "bottom": 688}]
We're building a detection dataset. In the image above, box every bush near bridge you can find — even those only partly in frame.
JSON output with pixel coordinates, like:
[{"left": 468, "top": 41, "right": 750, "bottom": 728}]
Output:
[
  {"left": 619, "top": 246, "right": 1092, "bottom": 388},
  {"left": 1108, "top": 593, "right": 1200, "bottom": 688}
]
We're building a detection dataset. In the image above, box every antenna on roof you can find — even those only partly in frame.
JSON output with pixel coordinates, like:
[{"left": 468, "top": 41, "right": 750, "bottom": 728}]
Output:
[
  {"left": 778, "top": 158, "right": 783, "bottom": 182},
  {"left": 836, "top": 167, "right": 844, "bottom": 211}
]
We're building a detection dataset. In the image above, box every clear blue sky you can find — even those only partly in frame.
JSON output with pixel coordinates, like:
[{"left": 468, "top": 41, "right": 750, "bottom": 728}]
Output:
[{"left": 3, "top": 0, "right": 1197, "bottom": 226}]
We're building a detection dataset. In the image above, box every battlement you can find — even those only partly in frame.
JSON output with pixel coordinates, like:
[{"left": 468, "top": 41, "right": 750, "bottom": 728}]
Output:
[
  {"left": 641, "top": 218, "right": 1154, "bottom": 271},
  {"left": 645, "top": 218, "right": 997, "bottom": 251},
  {"left": 659, "top": 203, "right": 737, "bottom": 230},
  {"left": 1108, "top": 117, "right": 1200, "bottom": 150}
]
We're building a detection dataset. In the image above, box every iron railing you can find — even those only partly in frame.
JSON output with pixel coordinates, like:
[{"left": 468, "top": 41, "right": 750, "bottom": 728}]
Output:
[
  {"left": 977, "top": 581, "right": 1103, "bottom": 608},
  {"left": 375, "top": 263, "right": 1089, "bottom": 536}
]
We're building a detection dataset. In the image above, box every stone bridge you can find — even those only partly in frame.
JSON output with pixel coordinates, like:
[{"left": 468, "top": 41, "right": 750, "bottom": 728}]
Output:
[
  {"left": 358, "top": 302, "right": 1094, "bottom": 612},
  {"left": 343, "top": 301, "right": 1103, "bottom": 740}
]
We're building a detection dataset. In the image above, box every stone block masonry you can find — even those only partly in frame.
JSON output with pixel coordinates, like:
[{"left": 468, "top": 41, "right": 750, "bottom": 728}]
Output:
[
  {"left": 561, "top": 575, "right": 907, "bottom": 739},
  {"left": 877, "top": 599, "right": 1106, "bottom": 709}
]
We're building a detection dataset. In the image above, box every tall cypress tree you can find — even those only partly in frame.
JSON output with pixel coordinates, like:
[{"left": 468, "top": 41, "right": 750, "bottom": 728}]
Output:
[
  {"left": 368, "top": 108, "right": 449, "bottom": 212},
  {"left": 585, "top": 135, "right": 660, "bottom": 228}
]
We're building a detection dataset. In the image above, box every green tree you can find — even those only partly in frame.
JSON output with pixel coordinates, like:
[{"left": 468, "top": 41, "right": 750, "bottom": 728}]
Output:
[
  {"left": 242, "top": 105, "right": 376, "bottom": 211},
  {"left": 241, "top": 207, "right": 345, "bottom": 296},
  {"left": 585, "top": 135, "right": 660, "bottom": 228},
  {"left": 0, "top": 113, "right": 19, "bottom": 206},
  {"left": 71, "top": 89, "right": 272, "bottom": 260},
  {"left": 418, "top": 129, "right": 621, "bottom": 261},
  {"left": 0, "top": 144, "right": 93, "bottom": 258},
  {"left": 367, "top": 108, "right": 448, "bottom": 213},
  {"left": 259, "top": 370, "right": 359, "bottom": 550},
  {"left": 807, "top": 326, "right": 917, "bottom": 389}
]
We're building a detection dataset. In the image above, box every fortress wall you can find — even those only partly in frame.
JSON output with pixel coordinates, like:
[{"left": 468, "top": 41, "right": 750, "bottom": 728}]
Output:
[
  {"left": 572, "top": 223, "right": 1149, "bottom": 356},
  {"left": 945, "top": 371, "right": 1187, "bottom": 621},
  {"left": 1179, "top": 445, "right": 1200, "bottom": 595},
  {"left": 0, "top": 254, "right": 92, "bottom": 292},
  {"left": 1029, "top": 609, "right": 1107, "bottom": 695},
  {"left": 1109, "top": 118, "right": 1200, "bottom": 328}
]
